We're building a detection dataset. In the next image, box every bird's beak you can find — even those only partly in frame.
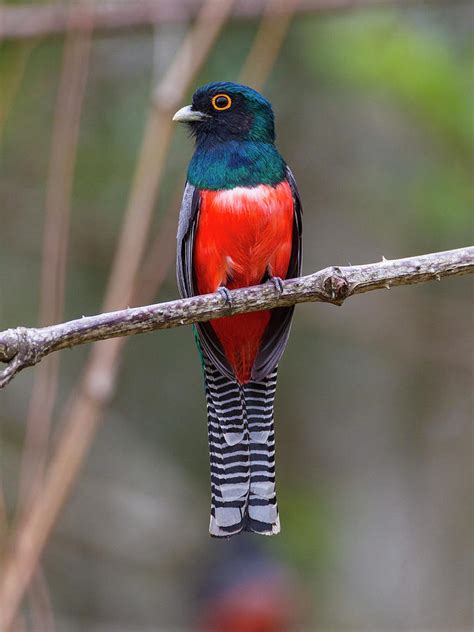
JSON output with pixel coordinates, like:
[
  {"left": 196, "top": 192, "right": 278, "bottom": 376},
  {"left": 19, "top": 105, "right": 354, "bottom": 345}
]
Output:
[{"left": 172, "top": 105, "right": 208, "bottom": 123}]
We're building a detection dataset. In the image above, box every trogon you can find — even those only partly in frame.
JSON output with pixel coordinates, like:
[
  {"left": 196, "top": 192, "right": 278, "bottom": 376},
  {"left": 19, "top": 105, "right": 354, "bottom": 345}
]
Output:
[{"left": 173, "top": 82, "right": 302, "bottom": 537}]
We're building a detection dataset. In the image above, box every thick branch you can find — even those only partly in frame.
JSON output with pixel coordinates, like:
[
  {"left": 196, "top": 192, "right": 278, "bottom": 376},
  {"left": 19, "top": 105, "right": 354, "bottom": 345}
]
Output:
[
  {"left": 0, "top": 247, "right": 472, "bottom": 389},
  {"left": 0, "top": 0, "right": 454, "bottom": 41}
]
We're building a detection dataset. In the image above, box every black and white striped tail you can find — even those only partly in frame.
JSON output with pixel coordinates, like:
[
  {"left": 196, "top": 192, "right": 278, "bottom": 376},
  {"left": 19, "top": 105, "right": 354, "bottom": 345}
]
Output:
[{"left": 204, "top": 360, "right": 279, "bottom": 537}]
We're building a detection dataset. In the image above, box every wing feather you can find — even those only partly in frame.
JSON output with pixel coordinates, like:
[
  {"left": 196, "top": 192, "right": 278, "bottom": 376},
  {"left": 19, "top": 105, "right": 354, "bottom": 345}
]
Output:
[{"left": 177, "top": 182, "right": 233, "bottom": 378}]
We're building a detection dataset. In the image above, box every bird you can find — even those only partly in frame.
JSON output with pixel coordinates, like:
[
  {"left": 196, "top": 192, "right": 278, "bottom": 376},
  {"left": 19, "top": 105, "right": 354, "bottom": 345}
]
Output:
[{"left": 174, "top": 82, "right": 302, "bottom": 537}]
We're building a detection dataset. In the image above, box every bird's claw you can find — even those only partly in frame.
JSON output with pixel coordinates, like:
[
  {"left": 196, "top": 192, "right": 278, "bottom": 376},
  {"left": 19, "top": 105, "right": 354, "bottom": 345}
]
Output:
[
  {"left": 268, "top": 276, "right": 284, "bottom": 295},
  {"left": 218, "top": 286, "right": 232, "bottom": 307}
]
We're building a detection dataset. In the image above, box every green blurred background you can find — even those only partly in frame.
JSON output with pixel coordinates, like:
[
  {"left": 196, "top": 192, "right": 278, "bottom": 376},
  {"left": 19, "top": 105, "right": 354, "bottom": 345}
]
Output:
[{"left": 0, "top": 1, "right": 472, "bottom": 630}]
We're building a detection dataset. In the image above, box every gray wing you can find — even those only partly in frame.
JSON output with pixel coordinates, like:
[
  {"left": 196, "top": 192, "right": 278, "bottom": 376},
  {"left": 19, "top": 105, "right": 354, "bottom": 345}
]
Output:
[
  {"left": 251, "top": 165, "right": 303, "bottom": 380},
  {"left": 176, "top": 181, "right": 199, "bottom": 298},
  {"left": 176, "top": 181, "right": 234, "bottom": 378}
]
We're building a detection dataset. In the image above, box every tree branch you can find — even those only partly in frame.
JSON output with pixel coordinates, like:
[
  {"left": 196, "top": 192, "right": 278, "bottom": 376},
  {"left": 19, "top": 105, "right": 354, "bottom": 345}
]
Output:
[
  {"left": 0, "top": 247, "right": 472, "bottom": 389},
  {"left": 0, "top": 0, "right": 455, "bottom": 41}
]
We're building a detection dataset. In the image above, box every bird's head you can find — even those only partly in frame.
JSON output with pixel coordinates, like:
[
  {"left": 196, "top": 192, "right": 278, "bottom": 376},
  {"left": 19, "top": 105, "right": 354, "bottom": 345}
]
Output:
[{"left": 173, "top": 82, "right": 275, "bottom": 144}]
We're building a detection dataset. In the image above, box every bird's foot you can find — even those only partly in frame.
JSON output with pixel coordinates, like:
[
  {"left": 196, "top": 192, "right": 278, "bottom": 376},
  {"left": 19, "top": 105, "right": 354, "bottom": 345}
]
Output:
[
  {"left": 267, "top": 276, "right": 284, "bottom": 295},
  {"left": 217, "top": 286, "right": 233, "bottom": 308}
]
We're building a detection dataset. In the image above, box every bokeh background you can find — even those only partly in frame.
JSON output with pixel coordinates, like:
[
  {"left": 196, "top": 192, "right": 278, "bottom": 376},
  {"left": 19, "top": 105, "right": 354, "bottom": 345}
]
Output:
[{"left": 0, "top": 1, "right": 472, "bottom": 630}]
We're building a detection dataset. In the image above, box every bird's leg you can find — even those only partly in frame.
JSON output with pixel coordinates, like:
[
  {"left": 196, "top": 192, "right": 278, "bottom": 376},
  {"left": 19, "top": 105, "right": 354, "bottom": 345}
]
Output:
[
  {"left": 265, "top": 269, "right": 284, "bottom": 296},
  {"left": 261, "top": 267, "right": 284, "bottom": 296},
  {"left": 217, "top": 286, "right": 233, "bottom": 307},
  {"left": 268, "top": 276, "right": 284, "bottom": 294}
]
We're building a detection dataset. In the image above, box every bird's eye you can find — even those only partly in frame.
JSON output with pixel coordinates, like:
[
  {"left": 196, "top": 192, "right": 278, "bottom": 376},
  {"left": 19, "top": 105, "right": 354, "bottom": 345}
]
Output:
[{"left": 211, "top": 94, "right": 232, "bottom": 111}]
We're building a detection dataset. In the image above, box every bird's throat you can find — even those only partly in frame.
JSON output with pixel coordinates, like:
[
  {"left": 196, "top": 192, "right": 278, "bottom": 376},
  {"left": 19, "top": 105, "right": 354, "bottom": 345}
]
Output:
[{"left": 187, "top": 139, "right": 286, "bottom": 190}]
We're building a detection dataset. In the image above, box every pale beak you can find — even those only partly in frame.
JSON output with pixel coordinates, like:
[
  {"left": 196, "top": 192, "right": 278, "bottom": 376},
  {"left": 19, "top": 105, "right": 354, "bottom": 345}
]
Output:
[{"left": 172, "top": 105, "right": 208, "bottom": 123}]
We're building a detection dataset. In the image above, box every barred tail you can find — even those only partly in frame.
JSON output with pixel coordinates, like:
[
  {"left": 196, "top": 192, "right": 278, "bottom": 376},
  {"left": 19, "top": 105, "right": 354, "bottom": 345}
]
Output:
[
  {"left": 205, "top": 361, "right": 249, "bottom": 537},
  {"left": 244, "top": 368, "right": 280, "bottom": 535},
  {"left": 204, "top": 360, "right": 279, "bottom": 537}
]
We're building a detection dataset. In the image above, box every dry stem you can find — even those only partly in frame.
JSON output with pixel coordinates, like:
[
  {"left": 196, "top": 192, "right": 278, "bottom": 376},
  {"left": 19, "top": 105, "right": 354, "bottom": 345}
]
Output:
[{"left": 18, "top": 18, "right": 93, "bottom": 515}]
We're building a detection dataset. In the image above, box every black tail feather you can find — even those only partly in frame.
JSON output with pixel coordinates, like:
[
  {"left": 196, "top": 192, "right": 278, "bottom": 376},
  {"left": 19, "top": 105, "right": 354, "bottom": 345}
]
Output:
[
  {"left": 245, "top": 369, "right": 279, "bottom": 533},
  {"left": 204, "top": 360, "right": 279, "bottom": 537}
]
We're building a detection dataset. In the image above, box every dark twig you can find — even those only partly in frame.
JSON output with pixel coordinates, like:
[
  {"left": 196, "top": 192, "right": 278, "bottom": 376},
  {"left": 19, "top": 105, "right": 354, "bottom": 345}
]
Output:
[{"left": 1, "top": 247, "right": 472, "bottom": 390}]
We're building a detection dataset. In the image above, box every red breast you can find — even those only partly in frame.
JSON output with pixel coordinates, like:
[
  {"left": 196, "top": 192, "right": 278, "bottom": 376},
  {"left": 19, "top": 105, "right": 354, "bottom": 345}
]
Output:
[{"left": 193, "top": 181, "right": 294, "bottom": 383}]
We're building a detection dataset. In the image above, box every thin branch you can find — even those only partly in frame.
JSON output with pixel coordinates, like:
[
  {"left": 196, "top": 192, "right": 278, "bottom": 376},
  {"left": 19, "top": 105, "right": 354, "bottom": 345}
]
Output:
[
  {"left": 238, "top": 0, "right": 296, "bottom": 90},
  {"left": 0, "top": 247, "right": 472, "bottom": 390},
  {"left": 0, "top": 0, "right": 451, "bottom": 41},
  {"left": 18, "top": 18, "right": 93, "bottom": 515}
]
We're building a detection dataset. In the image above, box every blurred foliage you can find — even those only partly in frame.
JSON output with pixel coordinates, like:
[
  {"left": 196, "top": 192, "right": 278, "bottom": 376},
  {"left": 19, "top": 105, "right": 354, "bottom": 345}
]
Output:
[
  {"left": 305, "top": 11, "right": 473, "bottom": 151},
  {"left": 277, "top": 487, "right": 333, "bottom": 572},
  {"left": 0, "top": 42, "right": 36, "bottom": 140},
  {"left": 300, "top": 10, "right": 473, "bottom": 241}
]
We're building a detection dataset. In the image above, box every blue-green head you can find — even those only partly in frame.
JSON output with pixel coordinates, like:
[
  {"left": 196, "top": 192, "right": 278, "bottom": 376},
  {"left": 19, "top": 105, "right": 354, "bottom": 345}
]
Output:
[
  {"left": 173, "top": 82, "right": 276, "bottom": 145},
  {"left": 173, "top": 82, "right": 285, "bottom": 189}
]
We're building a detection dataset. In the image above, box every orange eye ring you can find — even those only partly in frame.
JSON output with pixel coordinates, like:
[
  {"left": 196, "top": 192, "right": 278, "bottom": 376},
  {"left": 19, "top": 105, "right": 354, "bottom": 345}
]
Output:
[{"left": 211, "top": 93, "right": 232, "bottom": 111}]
